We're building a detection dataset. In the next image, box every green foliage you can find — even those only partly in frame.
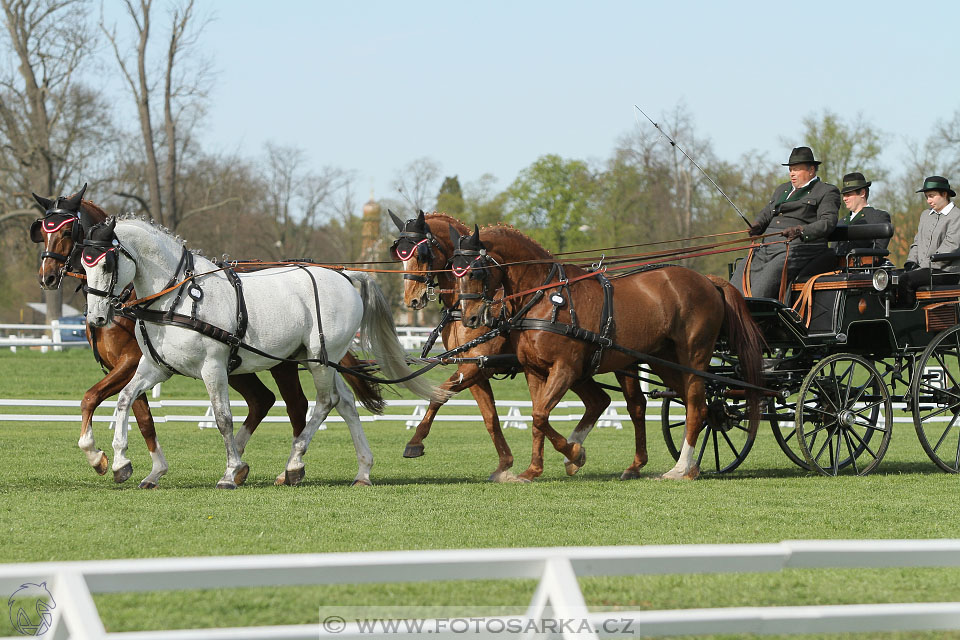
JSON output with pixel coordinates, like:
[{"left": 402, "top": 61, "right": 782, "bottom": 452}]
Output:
[
  {"left": 505, "top": 154, "right": 597, "bottom": 252},
  {"left": 795, "top": 110, "right": 886, "bottom": 191},
  {"left": 436, "top": 175, "right": 464, "bottom": 216}
]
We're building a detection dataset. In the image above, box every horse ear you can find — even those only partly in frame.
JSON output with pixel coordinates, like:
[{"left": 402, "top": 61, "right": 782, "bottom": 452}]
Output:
[
  {"left": 63, "top": 185, "right": 85, "bottom": 211},
  {"left": 32, "top": 192, "right": 54, "bottom": 211},
  {"left": 447, "top": 223, "right": 462, "bottom": 249},
  {"left": 74, "top": 183, "right": 88, "bottom": 202},
  {"left": 388, "top": 209, "right": 405, "bottom": 231},
  {"left": 415, "top": 210, "right": 426, "bottom": 229},
  {"left": 107, "top": 217, "right": 117, "bottom": 231},
  {"left": 465, "top": 225, "right": 481, "bottom": 251}
]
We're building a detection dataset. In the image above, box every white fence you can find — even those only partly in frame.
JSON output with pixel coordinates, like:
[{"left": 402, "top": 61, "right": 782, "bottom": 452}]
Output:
[
  {"left": 0, "top": 324, "right": 439, "bottom": 352},
  {"left": 0, "top": 322, "right": 89, "bottom": 351},
  {"left": 3, "top": 540, "right": 960, "bottom": 639},
  {"left": 0, "top": 399, "right": 629, "bottom": 430}
]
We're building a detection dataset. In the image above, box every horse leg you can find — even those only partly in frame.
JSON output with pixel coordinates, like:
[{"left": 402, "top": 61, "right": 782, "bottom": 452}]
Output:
[
  {"left": 520, "top": 369, "right": 583, "bottom": 481},
  {"left": 131, "top": 393, "right": 167, "bottom": 489},
  {"left": 112, "top": 360, "right": 170, "bottom": 484},
  {"left": 467, "top": 376, "right": 517, "bottom": 483},
  {"left": 78, "top": 355, "right": 140, "bottom": 476},
  {"left": 266, "top": 361, "right": 309, "bottom": 484},
  {"left": 563, "top": 379, "right": 611, "bottom": 476},
  {"left": 230, "top": 373, "right": 275, "bottom": 458},
  {"left": 200, "top": 362, "right": 247, "bottom": 489},
  {"left": 269, "top": 360, "right": 309, "bottom": 439},
  {"left": 661, "top": 372, "right": 707, "bottom": 480},
  {"left": 334, "top": 375, "right": 374, "bottom": 486},
  {"left": 518, "top": 373, "right": 546, "bottom": 481},
  {"left": 279, "top": 363, "right": 332, "bottom": 486},
  {"left": 403, "top": 363, "right": 478, "bottom": 458},
  {"left": 615, "top": 368, "right": 648, "bottom": 480}
]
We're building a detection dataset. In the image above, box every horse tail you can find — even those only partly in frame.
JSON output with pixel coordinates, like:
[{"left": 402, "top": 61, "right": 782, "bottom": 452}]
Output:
[
  {"left": 338, "top": 350, "right": 385, "bottom": 415},
  {"left": 347, "top": 271, "right": 443, "bottom": 402},
  {"left": 707, "top": 275, "right": 766, "bottom": 435}
]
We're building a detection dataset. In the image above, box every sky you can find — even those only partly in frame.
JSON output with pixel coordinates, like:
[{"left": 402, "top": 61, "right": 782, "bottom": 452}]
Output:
[{"left": 108, "top": 0, "right": 960, "bottom": 209}]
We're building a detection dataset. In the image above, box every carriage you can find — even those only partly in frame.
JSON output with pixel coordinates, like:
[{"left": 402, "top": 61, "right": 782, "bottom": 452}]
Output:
[{"left": 660, "top": 222, "right": 960, "bottom": 476}]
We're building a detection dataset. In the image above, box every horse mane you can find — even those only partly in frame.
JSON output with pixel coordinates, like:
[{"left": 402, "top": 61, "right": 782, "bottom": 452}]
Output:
[
  {"left": 479, "top": 223, "right": 556, "bottom": 260},
  {"left": 425, "top": 212, "right": 470, "bottom": 233},
  {"left": 80, "top": 199, "right": 109, "bottom": 221},
  {"left": 112, "top": 213, "right": 204, "bottom": 255}
]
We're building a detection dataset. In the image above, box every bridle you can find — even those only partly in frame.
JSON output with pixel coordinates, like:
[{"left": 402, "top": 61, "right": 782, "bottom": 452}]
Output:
[
  {"left": 30, "top": 202, "right": 89, "bottom": 277},
  {"left": 80, "top": 229, "right": 136, "bottom": 310},
  {"left": 451, "top": 236, "right": 504, "bottom": 326},
  {"left": 390, "top": 225, "right": 449, "bottom": 298}
]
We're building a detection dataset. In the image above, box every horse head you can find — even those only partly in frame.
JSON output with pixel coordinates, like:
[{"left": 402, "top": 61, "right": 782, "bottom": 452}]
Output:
[
  {"left": 450, "top": 224, "right": 502, "bottom": 329},
  {"left": 81, "top": 218, "right": 134, "bottom": 328},
  {"left": 389, "top": 209, "right": 447, "bottom": 310},
  {"left": 30, "top": 183, "right": 101, "bottom": 289}
]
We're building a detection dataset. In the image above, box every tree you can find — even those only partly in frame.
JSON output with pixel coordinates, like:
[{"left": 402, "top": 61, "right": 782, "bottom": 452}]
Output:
[
  {"left": 505, "top": 154, "right": 597, "bottom": 253},
  {"left": 391, "top": 157, "right": 440, "bottom": 215},
  {"left": 463, "top": 173, "right": 507, "bottom": 227},
  {"left": 258, "top": 143, "right": 354, "bottom": 261},
  {"left": 0, "top": 0, "right": 109, "bottom": 322},
  {"left": 101, "top": 0, "right": 213, "bottom": 230},
  {"left": 436, "top": 175, "right": 464, "bottom": 216},
  {"left": 793, "top": 110, "right": 886, "bottom": 191}
]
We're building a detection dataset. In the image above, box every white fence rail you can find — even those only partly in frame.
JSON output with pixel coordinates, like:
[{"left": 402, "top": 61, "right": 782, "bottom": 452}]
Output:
[
  {"left": 0, "top": 324, "right": 440, "bottom": 352},
  {"left": 0, "top": 399, "right": 630, "bottom": 430},
  {"left": 0, "top": 322, "right": 89, "bottom": 350},
  {"left": 3, "top": 540, "right": 960, "bottom": 639}
]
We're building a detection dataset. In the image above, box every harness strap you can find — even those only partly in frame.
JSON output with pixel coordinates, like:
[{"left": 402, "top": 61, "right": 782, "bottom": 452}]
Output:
[
  {"left": 511, "top": 318, "right": 773, "bottom": 394},
  {"left": 137, "top": 317, "right": 181, "bottom": 376},
  {"left": 421, "top": 306, "right": 459, "bottom": 358},
  {"left": 590, "top": 272, "right": 615, "bottom": 374},
  {"left": 225, "top": 268, "right": 247, "bottom": 371},
  {"left": 296, "top": 265, "right": 328, "bottom": 365}
]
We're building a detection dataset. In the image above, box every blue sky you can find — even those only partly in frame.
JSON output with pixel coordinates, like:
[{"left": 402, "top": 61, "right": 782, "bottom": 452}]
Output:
[{"left": 124, "top": 0, "right": 960, "bottom": 204}]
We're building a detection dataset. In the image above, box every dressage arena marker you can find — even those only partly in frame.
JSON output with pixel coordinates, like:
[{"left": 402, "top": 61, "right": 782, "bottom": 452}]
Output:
[{"left": 3, "top": 540, "right": 960, "bottom": 639}]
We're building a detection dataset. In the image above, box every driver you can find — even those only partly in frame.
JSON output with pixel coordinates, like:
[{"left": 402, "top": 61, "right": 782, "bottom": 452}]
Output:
[{"left": 732, "top": 146, "right": 840, "bottom": 300}]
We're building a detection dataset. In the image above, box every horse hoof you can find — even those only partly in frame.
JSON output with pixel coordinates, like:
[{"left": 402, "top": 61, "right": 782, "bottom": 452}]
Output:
[
  {"left": 488, "top": 470, "right": 517, "bottom": 483},
  {"left": 93, "top": 451, "right": 109, "bottom": 476},
  {"left": 284, "top": 467, "right": 305, "bottom": 486},
  {"left": 351, "top": 478, "right": 372, "bottom": 487},
  {"left": 216, "top": 481, "right": 237, "bottom": 490},
  {"left": 620, "top": 468, "right": 641, "bottom": 481},
  {"left": 138, "top": 480, "right": 158, "bottom": 489},
  {"left": 403, "top": 443, "right": 425, "bottom": 458},
  {"left": 233, "top": 463, "right": 250, "bottom": 487},
  {"left": 274, "top": 474, "right": 286, "bottom": 486},
  {"left": 113, "top": 462, "right": 133, "bottom": 484}
]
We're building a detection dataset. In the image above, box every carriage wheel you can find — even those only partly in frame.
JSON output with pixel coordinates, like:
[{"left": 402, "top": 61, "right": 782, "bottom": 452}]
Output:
[
  {"left": 660, "top": 390, "right": 756, "bottom": 474},
  {"left": 912, "top": 324, "right": 960, "bottom": 473},
  {"left": 795, "top": 354, "right": 892, "bottom": 476},
  {"left": 768, "top": 394, "right": 812, "bottom": 471}
]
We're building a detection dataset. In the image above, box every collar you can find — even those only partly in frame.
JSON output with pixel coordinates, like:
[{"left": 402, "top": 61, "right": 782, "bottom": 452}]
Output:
[
  {"left": 849, "top": 204, "right": 869, "bottom": 221},
  {"left": 788, "top": 176, "right": 819, "bottom": 197},
  {"left": 931, "top": 201, "right": 956, "bottom": 216}
]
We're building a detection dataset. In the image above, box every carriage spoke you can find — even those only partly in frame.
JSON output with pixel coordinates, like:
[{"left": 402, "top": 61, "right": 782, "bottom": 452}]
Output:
[
  {"left": 811, "top": 378, "right": 840, "bottom": 414},
  {"left": 932, "top": 411, "right": 960, "bottom": 455},
  {"left": 842, "top": 428, "right": 861, "bottom": 474},
  {"left": 832, "top": 429, "right": 842, "bottom": 475},
  {"left": 712, "top": 429, "right": 721, "bottom": 471},
  {"left": 844, "top": 424, "right": 879, "bottom": 460}
]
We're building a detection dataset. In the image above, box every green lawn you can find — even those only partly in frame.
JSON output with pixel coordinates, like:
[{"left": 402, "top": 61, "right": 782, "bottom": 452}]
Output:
[{"left": 1, "top": 349, "right": 960, "bottom": 637}]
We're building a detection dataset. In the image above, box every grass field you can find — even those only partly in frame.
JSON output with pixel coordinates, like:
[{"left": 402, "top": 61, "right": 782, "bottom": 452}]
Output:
[{"left": 2, "top": 349, "right": 960, "bottom": 638}]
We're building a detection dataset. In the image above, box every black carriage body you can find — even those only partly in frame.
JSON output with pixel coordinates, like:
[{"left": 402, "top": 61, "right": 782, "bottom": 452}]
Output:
[{"left": 707, "top": 223, "right": 960, "bottom": 476}]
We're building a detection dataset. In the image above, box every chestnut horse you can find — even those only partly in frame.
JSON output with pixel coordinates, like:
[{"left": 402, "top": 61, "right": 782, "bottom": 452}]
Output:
[
  {"left": 390, "top": 211, "right": 615, "bottom": 481},
  {"left": 32, "top": 186, "right": 381, "bottom": 487},
  {"left": 451, "top": 225, "right": 764, "bottom": 480}
]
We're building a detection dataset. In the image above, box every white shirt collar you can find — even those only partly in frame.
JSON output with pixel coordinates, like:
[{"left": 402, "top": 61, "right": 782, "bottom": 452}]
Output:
[
  {"left": 932, "top": 202, "right": 955, "bottom": 216},
  {"left": 788, "top": 176, "right": 818, "bottom": 197}
]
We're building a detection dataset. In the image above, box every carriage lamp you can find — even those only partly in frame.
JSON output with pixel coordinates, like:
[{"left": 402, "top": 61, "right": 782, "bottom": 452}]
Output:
[{"left": 872, "top": 269, "right": 890, "bottom": 291}]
